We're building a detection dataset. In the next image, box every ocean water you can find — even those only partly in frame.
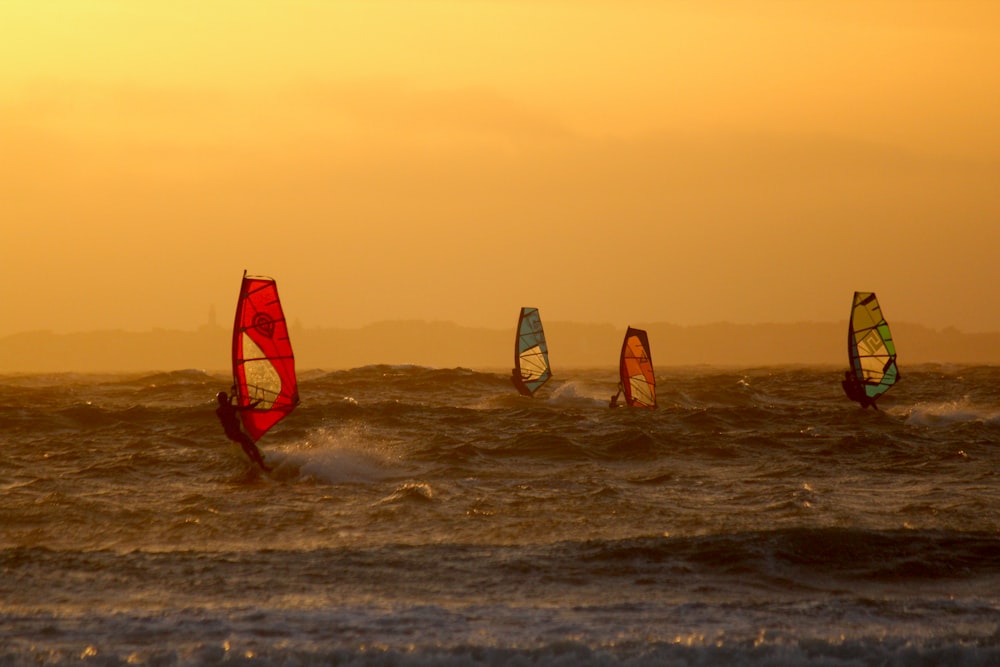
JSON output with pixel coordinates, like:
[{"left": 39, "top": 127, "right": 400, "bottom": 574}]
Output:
[{"left": 2, "top": 365, "right": 999, "bottom": 666}]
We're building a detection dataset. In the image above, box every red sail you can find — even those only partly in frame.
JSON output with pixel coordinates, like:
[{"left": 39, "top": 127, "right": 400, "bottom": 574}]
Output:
[{"left": 231, "top": 272, "right": 299, "bottom": 441}]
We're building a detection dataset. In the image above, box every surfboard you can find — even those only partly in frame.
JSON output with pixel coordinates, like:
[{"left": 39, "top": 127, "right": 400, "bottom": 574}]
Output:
[
  {"left": 620, "top": 326, "right": 656, "bottom": 409},
  {"left": 231, "top": 271, "right": 299, "bottom": 441},
  {"left": 512, "top": 307, "right": 552, "bottom": 396},
  {"left": 846, "top": 291, "right": 899, "bottom": 402}
]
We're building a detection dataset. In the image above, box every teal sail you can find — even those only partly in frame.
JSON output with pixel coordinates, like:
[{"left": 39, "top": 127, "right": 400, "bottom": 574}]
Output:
[
  {"left": 512, "top": 307, "right": 551, "bottom": 396},
  {"left": 846, "top": 291, "right": 899, "bottom": 402}
]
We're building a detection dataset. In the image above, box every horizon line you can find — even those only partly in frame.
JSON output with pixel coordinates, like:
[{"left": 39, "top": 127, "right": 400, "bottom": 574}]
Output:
[{"left": 0, "top": 319, "right": 990, "bottom": 339}]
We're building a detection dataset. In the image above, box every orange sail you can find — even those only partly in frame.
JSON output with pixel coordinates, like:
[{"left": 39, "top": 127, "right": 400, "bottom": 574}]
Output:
[{"left": 619, "top": 327, "right": 656, "bottom": 409}]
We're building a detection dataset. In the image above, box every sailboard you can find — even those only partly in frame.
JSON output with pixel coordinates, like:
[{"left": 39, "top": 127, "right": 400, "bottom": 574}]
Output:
[
  {"left": 619, "top": 326, "right": 656, "bottom": 409},
  {"left": 231, "top": 271, "right": 299, "bottom": 441},
  {"left": 846, "top": 291, "right": 899, "bottom": 402},
  {"left": 512, "top": 307, "right": 552, "bottom": 396}
]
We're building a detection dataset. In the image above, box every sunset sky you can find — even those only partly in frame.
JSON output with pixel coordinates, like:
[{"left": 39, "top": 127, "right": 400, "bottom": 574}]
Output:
[{"left": 3, "top": 0, "right": 999, "bottom": 338}]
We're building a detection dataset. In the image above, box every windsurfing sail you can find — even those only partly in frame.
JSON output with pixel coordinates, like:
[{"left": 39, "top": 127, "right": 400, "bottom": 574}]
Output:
[
  {"left": 846, "top": 291, "right": 899, "bottom": 400},
  {"left": 512, "top": 307, "right": 552, "bottom": 396},
  {"left": 231, "top": 271, "right": 299, "bottom": 441},
  {"left": 619, "top": 326, "right": 656, "bottom": 409}
]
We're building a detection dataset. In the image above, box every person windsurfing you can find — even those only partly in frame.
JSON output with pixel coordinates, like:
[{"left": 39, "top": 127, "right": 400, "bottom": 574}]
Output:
[
  {"left": 511, "top": 367, "right": 528, "bottom": 395},
  {"left": 215, "top": 390, "right": 272, "bottom": 471},
  {"left": 841, "top": 371, "right": 878, "bottom": 410},
  {"left": 609, "top": 382, "right": 623, "bottom": 408}
]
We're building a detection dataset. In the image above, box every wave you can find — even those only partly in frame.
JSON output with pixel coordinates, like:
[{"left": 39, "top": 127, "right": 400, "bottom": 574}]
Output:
[
  {"left": 3, "top": 523, "right": 998, "bottom": 665},
  {"left": 119, "top": 369, "right": 217, "bottom": 385},
  {"left": 266, "top": 426, "right": 406, "bottom": 485},
  {"left": 308, "top": 365, "right": 506, "bottom": 391},
  {"left": 10, "top": 527, "right": 995, "bottom": 588},
  {"left": 563, "top": 528, "right": 1000, "bottom": 584},
  {"left": 483, "top": 430, "right": 588, "bottom": 461},
  {"left": 904, "top": 398, "right": 1000, "bottom": 426},
  {"left": 546, "top": 381, "right": 610, "bottom": 407},
  {"left": 2, "top": 633, "right": 998, "bottom": 667},
  {"left": 375, "top": 481, "right": 436, "bottom": 505}
]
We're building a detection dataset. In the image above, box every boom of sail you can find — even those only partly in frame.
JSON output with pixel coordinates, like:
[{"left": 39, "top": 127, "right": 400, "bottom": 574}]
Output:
[
  {"left": 847, "top": 291, "right": 899, "bottom": 400},
  {"left": 620, "top": 326, "right": 656, "bottom": 409},
  {"left": 231, "top": 271, "right": 299, "bottom": 441},
  {"left": 512, "top": 307, "right": 552, "bottom": 396}
]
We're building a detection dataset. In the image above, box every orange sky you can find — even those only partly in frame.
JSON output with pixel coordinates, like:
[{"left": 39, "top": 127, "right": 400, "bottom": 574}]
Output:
[{"left": 3, "top": 0, "right": 999, "bottom": 338}]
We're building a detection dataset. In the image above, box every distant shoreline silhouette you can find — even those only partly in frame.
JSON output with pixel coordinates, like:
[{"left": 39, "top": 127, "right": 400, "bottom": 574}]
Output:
[{"left": 2, "top": 321, "right": 999, "bottom": 373}]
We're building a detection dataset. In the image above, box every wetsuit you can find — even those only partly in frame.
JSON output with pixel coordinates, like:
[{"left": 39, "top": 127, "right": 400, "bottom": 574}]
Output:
[
  {"left": 842, "top": 373, "right": 877, "bottom": 410},
  {"left": 216, "top": 400, "right": 271, "bottom": 471}
]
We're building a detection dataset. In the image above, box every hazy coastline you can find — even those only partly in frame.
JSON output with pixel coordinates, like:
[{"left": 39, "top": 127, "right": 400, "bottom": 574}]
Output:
[{"left": 2, "top": 320, "right": 997, "bottom": 373}]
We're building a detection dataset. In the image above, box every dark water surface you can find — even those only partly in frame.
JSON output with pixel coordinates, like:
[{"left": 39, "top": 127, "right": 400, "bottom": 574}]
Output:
[{"left": 2, "top": 365, "right": 998, "bottom": 665}]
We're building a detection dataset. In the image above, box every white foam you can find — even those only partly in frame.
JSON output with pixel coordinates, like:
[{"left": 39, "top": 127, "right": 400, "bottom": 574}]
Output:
[
  {"left": 548, "top": 381, "right": 611, "bottom": 407},
  {"left": 266, "top": 426, "right": 401, "bottom": 484},
  {"left": 903, "top": 398, "right": 1000, "bottom": 426}
]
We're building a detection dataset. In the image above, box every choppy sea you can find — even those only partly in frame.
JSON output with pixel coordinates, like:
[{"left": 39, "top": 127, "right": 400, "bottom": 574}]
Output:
[{"left": 2, "top": 365, "right": 999, "bottom": 666}]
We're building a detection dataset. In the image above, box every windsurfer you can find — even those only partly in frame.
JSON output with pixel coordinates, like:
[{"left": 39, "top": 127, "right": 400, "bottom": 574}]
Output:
[
  {"left": 609, "top": 383, "right": 622, "bottom": 408},
  {"left": 511, "top": 368, "right": 531, "bottom": 396},
  {"left": 215, "top": 391, "right": 273, "bottom": 471},
  {"left": 841, "top": 371, "right": 878, "bottom": 410}
]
